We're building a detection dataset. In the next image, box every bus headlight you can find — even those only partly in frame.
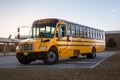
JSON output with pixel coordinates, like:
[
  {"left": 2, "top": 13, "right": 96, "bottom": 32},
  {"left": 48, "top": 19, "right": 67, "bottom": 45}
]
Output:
[{"left": 39, "top": 46, "right": 47, "bottom": 50}]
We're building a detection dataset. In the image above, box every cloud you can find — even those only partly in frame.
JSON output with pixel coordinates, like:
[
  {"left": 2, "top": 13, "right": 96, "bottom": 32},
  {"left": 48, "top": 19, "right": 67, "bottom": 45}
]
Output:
[
  {"left": 111, "top": 8, "right": 120, "bottom": 18},
  {"left": 112, "top": 8, "right": 120, "bottom": 13}
]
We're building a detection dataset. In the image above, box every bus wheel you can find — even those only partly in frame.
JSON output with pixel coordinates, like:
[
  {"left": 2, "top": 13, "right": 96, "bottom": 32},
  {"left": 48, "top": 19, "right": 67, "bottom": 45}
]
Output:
[
  {"left": 86, "top": 48, "right": 96, "bottom": 59},
  {"left": 18, "top": 58, "right": 32, "bottom": 65},
  {"left": 43, "top": 47, "right": 58, "bottom": 65}
]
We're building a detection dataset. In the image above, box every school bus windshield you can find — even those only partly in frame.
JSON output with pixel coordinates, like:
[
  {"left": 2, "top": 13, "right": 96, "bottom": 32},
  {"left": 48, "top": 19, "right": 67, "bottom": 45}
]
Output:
[{"left": 28, "top": 23, "right": 56, "bottom": 38}]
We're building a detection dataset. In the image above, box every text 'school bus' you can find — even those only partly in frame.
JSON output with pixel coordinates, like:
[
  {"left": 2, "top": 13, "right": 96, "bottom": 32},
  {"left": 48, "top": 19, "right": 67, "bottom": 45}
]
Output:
[{"left": 16, "top": 18, "right": 105, "bottom": 65}]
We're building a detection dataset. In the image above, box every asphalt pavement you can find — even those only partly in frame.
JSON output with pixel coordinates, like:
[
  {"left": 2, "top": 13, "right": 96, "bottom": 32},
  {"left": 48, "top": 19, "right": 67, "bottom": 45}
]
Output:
[{"left": 0, "top": 51, "right": 116, "bottom": 68}]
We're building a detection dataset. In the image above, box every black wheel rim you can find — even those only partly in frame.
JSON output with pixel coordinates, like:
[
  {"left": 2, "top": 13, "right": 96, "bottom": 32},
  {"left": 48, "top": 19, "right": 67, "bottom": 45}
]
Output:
[{"left": 47, "top": 51, "right": 56, "bottom": 62}]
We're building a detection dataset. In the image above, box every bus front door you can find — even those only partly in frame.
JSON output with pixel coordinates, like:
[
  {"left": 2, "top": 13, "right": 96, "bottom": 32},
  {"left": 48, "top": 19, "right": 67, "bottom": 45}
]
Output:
[{"left": 56, "top": 24, "right": 68, "bottom": 58}]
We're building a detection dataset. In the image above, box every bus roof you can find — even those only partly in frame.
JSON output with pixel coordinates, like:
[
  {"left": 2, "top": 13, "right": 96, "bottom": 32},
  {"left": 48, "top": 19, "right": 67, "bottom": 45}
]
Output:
[{"left": 33, "top": 18, "right": 104, "bottom": 31}]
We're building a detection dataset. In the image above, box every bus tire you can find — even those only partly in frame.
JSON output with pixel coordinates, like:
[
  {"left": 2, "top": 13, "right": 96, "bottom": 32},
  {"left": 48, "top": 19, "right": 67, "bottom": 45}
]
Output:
[
  {"left": 86, "top": 48, "right": 96, "bottom": 59},
  {"left": 43, "top": 47, "right": 58, "bottom": 65},
  {"left": 18, "top": 58, "right": 32, "bottom": 65}
]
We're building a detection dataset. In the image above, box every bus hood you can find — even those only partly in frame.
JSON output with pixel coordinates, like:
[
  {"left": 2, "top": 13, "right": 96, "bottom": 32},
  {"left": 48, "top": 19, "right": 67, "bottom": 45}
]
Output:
[
  {"left": 19, "top": 38, "right": 51, "bottom": 45},
  {"left": 19, "top": 38, "right": 41, "bottom": 44}
]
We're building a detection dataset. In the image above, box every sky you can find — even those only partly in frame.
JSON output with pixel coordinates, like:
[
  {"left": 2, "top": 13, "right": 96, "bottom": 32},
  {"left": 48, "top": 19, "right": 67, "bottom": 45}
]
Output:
[{"left": 0, "top": 0, "right": 120, "bottom": 38}]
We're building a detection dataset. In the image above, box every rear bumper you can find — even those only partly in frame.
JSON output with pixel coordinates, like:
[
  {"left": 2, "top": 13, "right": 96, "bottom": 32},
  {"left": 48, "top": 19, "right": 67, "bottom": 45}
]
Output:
[{"left": 16, "top": 52, "right": 48, "bottom": 60}]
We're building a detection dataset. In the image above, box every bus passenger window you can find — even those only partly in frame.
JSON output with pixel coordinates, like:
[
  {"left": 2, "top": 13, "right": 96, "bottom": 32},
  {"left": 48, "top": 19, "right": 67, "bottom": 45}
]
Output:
[
  {"left": 76, "top": 25, "right": 80, "bottom": 37},
  {"left": 71, "top": 24, "right": 75, "bottom": 37},
  {"left": 83, "top": 27, "right": 87, "bottom": 38},
  {"left": 80, "top": 26, "right": 83, "bottom": 37},
  {"left": 67, "top": 23, "right": 71, "bottom": 36},
  {"left": 98, "top": 30, "right": 101, "bottom": 39},
  {"left": 100, "top": 31, "right": 103, "bottom": 39},
  {"left": 90, "top": 29, "right": 93, "bottom": 38},
  {"left": 93, "top": 29, "right": 95, "bottom": 39},
  {"left": 58, "top": 24, "right": 66, "bottom": 37},
  {"left": 87, "top": 28, "right": 90, "bottom": 38},
  {"left": 96, "top": 30, "right": 98, "bottom": 39}
]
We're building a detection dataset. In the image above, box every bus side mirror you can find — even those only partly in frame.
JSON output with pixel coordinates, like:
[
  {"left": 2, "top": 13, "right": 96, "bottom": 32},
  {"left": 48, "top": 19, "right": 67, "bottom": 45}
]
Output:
[{"left": 67, "top": 35, "right": 72, "bottom": 42}]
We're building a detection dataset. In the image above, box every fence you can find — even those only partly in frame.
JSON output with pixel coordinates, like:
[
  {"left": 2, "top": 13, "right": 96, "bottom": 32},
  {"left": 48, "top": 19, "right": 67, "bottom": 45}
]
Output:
[
  {"left": 0, "top": 43, "right": 18, "bottom": 56},
  {"left": 0, "top": 37, "right": 20, "bottom": 56}
]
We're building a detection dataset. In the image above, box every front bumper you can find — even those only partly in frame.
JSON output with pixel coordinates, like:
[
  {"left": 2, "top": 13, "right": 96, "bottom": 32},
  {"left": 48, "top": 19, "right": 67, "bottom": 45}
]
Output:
[{"left": 16, "top": 52, "right": 48, "bottom": 60}]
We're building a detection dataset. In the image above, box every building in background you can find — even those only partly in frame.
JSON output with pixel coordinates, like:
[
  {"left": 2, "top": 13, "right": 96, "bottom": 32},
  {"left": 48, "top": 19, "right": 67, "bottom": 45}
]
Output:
[
  {"left": 105, "top": 30, "right": 120, "bottom": 50},
  {"left": 0, "top": 37, "right": 20, "bottom": 55}
]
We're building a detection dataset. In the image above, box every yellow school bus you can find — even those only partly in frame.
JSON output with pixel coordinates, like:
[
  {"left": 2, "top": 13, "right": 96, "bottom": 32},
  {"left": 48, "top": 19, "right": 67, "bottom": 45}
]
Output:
[{"left": 16, "top": 18, "right": 105, "bottom": 65}]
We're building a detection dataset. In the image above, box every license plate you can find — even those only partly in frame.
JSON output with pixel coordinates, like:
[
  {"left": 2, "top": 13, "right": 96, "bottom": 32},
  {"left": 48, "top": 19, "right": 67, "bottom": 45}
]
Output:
[{"left": 23, "top": 52, "right": 28, "bottom": 56}]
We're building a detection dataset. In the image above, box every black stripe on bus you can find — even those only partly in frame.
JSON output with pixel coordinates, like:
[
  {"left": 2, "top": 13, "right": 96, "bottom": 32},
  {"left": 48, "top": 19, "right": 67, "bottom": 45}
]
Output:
[
  {"left": 57, "top": 44, "right": 105, "bottom": 46},
  {"left": 57, "top": 40, "right": 105, "bottom": 43}
]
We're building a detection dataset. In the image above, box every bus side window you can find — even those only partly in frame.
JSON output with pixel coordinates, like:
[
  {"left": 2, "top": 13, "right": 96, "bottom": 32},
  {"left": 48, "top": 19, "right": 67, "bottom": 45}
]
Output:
[
  {"left": 80, "top": 26, "right": 83, "bottom": 38},
  {"left": 76, "top": 25, "right": 80, "bottom": 37},
  {"left": 58, "top": 24, "right": 66, "bottom": 37},
  {"left": 71, "top": 24, "right": 76, "bottom": 37},
  {"left": 87, "top": 28, "right": 90, "bottom": 38},
  {"left": 90, "top": 28, "right": 93, "bottom": 38}
]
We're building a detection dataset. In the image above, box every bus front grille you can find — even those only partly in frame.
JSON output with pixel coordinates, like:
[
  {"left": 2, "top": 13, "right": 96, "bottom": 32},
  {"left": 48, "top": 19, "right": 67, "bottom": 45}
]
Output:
[{"left": 19, "top": 44, "right": 34, "bottom": 50}]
